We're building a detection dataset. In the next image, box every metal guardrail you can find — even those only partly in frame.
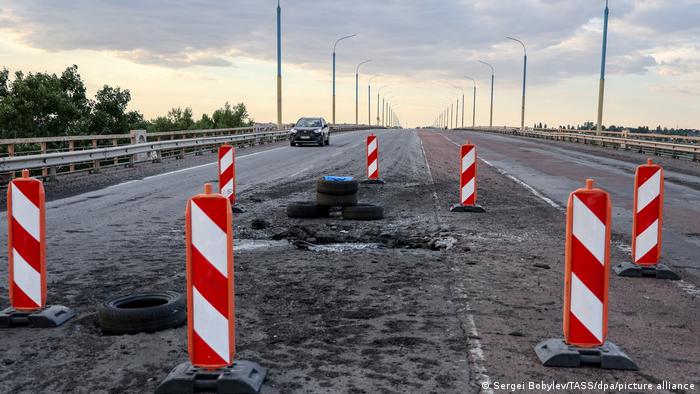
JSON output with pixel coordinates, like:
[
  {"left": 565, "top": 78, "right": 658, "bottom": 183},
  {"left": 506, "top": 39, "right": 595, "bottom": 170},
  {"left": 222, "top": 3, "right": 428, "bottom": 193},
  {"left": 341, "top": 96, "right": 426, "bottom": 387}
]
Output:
[
  {"left": 530, "top": 128, "right": 700, "bottom": 144},
  {"left": 457, "top": 127, "right": 700, "bottom": 162},
  {"left": 0, "top": 124, "right": 381, "bottom": 180}
]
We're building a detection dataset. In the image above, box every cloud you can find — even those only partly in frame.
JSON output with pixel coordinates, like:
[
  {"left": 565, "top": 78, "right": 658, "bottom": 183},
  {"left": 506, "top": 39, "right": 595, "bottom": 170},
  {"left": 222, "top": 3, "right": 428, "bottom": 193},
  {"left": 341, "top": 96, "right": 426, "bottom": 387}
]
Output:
[{"left": 0, "top": 0, "right": 698, "bottom": 85}]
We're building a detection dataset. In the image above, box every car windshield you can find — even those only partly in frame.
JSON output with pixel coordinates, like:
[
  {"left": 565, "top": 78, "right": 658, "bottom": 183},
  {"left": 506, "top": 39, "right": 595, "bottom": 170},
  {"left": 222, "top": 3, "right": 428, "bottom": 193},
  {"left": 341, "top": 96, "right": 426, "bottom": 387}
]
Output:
[{"left": 296, "top": 118, "right": 322, "bottom": 128}]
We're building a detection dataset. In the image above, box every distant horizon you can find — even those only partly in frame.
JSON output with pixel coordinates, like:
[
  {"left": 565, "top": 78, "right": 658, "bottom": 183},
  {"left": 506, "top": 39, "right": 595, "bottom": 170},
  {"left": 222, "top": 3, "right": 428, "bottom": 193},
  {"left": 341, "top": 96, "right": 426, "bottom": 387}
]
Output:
[{"left": 1, "top": 1, "right": 698, "bottom": 130}]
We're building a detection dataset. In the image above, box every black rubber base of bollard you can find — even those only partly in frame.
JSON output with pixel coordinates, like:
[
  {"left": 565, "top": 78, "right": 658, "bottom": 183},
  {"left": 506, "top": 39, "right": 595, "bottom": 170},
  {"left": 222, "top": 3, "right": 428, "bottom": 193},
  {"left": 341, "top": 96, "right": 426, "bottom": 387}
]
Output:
[
  {"left": 449, "top": 204, "right": 486, "bottom": 213},
  {"left": 361, "top": 179, "right": 386, "bottom": 185},
  {"left": 534, "top": 338, "right": 637, "bottom": 370},
  {"left": 613, "top": 262, "right": 680, "bottom": 280},
  {"left": 0, "top": 305, "right": 75, "bottom": 328},
  {"left": 156, "top": 361, "right": 266, "bottom": 394}
]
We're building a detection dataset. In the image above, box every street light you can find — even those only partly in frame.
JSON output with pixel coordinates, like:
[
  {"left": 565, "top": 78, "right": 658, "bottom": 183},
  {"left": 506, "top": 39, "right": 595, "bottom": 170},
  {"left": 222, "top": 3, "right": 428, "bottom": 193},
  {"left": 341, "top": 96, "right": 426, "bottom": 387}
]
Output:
[
  {"left": 465, "top": 76, "right": 477, "bottom": 127},
  {"left": 479, "top": 60, "right": 495, "bottom": 127},
  {"left": 368, "top": 77, "right": 377, "bottom": 125},
  {"left": 355, "top": 59, "right": 372, "bottom": 125},
  {"left": 383, "top": 93, "right": 395, "bottom": 127},
  {"left": 453, "top": 85, "right": 464, "bottom": 128},
  {"left": 596, "top": 0, "right": 610, "bottom": 135},
  {"left": 384, "top": 95, "right": 394, "bottom": 127},
  {"left": 506, "top": 36, "right": 527, "bottom": 130},
  {"left": 276, "top": 0, "right": 282, "bottom": 129},
  {"left": 377, "top": 85, "right": 389, "bottom": 125},
  {"left": 332, "top": 34, "right": 357, "bottom": 125}
]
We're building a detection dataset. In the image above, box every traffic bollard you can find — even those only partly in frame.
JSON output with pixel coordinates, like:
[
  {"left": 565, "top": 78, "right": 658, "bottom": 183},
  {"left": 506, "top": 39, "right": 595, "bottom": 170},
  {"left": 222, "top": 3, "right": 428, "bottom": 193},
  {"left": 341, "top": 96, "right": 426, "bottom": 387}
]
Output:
[
  {"left": 535, "top": 179, "right": 637, "bottom": 370},
  {"left": 0, "top": 169, "right": 74, "bottom": 328}
]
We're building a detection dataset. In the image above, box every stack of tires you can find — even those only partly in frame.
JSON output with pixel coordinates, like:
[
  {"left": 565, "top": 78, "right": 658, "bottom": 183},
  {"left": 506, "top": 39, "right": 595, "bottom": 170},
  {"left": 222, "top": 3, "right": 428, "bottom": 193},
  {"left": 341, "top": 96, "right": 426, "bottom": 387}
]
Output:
[{"left": 286, "top": 177, "right": 383, "bottom": 220}]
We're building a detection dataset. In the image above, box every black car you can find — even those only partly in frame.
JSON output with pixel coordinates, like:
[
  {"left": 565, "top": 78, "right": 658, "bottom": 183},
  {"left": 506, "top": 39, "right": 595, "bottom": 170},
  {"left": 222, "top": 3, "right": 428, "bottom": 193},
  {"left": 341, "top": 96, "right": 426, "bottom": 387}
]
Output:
[{"left": 290, "top": 117, "right": 330, "bottom": 146}]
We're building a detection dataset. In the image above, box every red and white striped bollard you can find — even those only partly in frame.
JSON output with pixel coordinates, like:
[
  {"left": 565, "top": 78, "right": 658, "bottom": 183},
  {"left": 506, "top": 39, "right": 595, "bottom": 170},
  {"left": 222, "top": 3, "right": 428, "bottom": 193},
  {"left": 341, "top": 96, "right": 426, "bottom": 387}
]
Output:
[
  {"left": 1, "top": 169, "right": 74, "bottom": 328},
  {"left": 7, "top": 169, "right": 46, "bottom": 311},
  {"left": 157, "top": 183, "right": 265, "bottom": 393},
  {"left": 535, "top": 179, "right": 636, "bottom": 370},
  {"left": 362, "top": 134, "right": 385, "bottom": 184},
  {"left": 450, "top": 142, "right": 484, "bottom": 212},
  {"left": 186, "top": 183, "right": 235, "bottom": 369},
  {"left": 614, "top": 159, "right": 679, "bottom": 279},
  {"left": 218, "top": 144, "right": 244, "bottom": 213}
]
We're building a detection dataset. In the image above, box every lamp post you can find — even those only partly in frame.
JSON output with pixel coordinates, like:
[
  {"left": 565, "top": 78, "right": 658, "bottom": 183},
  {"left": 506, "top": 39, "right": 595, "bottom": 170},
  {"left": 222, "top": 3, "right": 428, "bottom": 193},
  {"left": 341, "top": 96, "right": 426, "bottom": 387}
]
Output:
[
  {"left": 377, "top": 86, "right": 389, "bottom": 125},
  {"left": 465, "top": 76, "right": 476, "bottom": 127},
  {"left": 368, "top": 77, "right": 377, "bottom": 125},
  {"left": 479, "top": 60, "right": 495, "bottom": 127},
  {"left": 332, "top": 34, "right": 356, "bottom": 125},
  {"left": 276, "top": 0, "right": 282, "bottom": 129},
  {"left": 596, "top": 0, "right": 610, "bottom": 136},
  {"left": 382, "top": 97, "right": 386, "bottom": 126},
  {"left": 506, "top": 36, "right": 527, "bottom": 130},
  {"left": 355, "top": 59, "right": 372, "bottom": 125},
  {"left": 454, "top": 86, "right": 465, "bottom": 128},
  {"left": 385, "top": 97, "right": 393, "bottom": 127},
  {"left": 450, "top": 101, "right": 454, "bottom": 129},
  {"left": 383, "top": 95, "right": 393, "bottom": 127}
]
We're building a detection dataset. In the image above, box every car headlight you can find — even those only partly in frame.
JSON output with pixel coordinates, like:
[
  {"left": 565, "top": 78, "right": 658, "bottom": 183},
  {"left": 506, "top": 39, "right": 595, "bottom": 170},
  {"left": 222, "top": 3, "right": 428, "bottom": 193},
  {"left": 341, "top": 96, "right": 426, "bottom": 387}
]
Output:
[
  {"left": 313, "top": 128, "right": 322, "bottom": 134},
  {"left": 290, "top": 129, "right": 297, "bottom": 134}
]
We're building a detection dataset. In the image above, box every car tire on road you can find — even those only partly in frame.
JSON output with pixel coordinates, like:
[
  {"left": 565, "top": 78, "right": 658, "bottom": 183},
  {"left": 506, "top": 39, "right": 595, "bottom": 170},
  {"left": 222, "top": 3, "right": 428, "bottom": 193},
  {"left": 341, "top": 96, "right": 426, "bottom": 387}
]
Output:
[
  {"left": 342, "top": 204, "right": 384, "bottom": 220},
  {"left": 287, "top": 202, "right": 331, "bottom": 218},
  {"left": 316, "top": 179, "right": 359, "bottom": 195},
  {"left": 98, "top": 291, "right": 186, "bottom": 335},
  {"left": 316, "top": 192, "right": 358, "bottom": 207}
]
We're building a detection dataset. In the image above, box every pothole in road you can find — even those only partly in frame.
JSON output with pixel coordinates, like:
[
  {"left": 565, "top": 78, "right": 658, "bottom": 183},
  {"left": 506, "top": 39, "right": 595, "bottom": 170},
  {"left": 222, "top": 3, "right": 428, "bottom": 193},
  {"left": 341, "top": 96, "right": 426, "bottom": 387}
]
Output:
[
  {"left": 235, "top": 239, "right": 290, "bottom": 251},
  {"left": 300, "top": 242, "right": 383, "bottom": 252},
  {"left": 269, "top": 225, "right": 462, "bottom": 251}
]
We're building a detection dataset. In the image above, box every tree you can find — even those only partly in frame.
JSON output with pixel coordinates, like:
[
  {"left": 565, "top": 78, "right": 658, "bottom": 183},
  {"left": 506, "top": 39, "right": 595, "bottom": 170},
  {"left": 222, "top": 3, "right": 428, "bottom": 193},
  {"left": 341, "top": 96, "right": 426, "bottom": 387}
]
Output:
[
  {"left": 148, "top": 116, "right": 173, "bottom": 133},
  {"left": 211, "top": 102, "right": 250, "bottom": 128},
  {"left": 167, "top": 107, "right": 195, "bottom": 130},
  {"left": 0, "top": 65, "right": 91, "bottom": 139},
  {"left": 195, "top": 113, "right": 215, "bottom": 129},
  {"left": 0, "top": 65, "right": 256, "bottom": 138},
  {"left": 89, "top": 85, "right": 144, "bottom": 134},
  {"left": 146, "top": 107, "right": 195, "bottom": 132}
]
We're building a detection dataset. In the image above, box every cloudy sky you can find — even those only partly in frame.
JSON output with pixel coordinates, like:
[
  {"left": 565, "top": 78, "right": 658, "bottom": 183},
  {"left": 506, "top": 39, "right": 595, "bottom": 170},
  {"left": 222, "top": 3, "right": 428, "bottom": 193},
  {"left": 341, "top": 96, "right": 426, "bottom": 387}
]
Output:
[{"left": 0, "top": 0, "right": 698, "bottom": 128}]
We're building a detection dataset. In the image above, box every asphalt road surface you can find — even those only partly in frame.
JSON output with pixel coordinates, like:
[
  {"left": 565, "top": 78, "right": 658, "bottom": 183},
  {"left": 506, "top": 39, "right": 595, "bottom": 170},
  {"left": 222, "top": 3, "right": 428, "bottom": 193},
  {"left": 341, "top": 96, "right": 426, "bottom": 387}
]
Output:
[
  {"left": 0, "top": 128, "right": 698, "bottom": 393},
  {"left": 439, "top": 129, "right": 700, "bottom": 283}
]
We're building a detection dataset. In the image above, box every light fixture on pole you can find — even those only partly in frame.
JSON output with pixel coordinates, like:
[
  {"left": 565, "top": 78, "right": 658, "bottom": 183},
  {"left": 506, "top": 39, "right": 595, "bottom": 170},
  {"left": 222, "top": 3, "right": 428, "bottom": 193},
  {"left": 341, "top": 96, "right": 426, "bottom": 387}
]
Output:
[
  {"left": 465, "top": 76, "right": 477, "bottom": 127},
  {"left": 276, "top": 0, "right": 282, "bottom": 129},
  {"left": 506, "top": 36, "right": 527, "bottom": 130},
  {"left": 332, "top": 34, "right": 357, "bottom": 125},
  {"left": 368, "top": 77, "right": 377, "bottom": 126},
  {"left": 596, "top": 0, "right": 610, "bottom": 136},
  {"left": 355, "top": 59, "right": 372, "bottom": 125},
  {"left": 479, "top": 60, "right": 495, "bottom": 127},
  {"left": 453, "top": 86, "right": 465, "bottom": 128}
]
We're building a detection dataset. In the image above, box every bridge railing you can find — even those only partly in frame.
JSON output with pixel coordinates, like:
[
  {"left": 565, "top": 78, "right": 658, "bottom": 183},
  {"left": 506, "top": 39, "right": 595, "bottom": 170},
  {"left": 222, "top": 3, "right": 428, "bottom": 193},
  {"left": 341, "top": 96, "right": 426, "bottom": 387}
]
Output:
[
  {"left": 0, "top": 124, "right": 381, "bottom": 181},
  {"left": 456, "top": 127, "right": 700, "bottom": 162}
]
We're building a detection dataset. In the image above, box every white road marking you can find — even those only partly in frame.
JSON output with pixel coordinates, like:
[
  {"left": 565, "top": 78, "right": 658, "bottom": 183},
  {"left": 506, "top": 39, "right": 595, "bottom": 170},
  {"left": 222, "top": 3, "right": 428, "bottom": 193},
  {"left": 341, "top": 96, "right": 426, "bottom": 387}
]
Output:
[
  {"left": 289, "top": 167, "right": 310, "bottom": 178},
  {"left": 143, "top": 162, "right": 216, "bottom": 181},
  {"left": 418, "top": 136, "right": 439, "bottom": 208},
  {"left": 675, "top": 280, "right": 700, "bottom": 299},
  {"left": 143, "top": 146, "right": 289, "bottom": 181},
  {"left": 437, "top": 131, "right": 562, "bottom": 210},
  {"left": 419, "top": 131, "right": 492, "bottom": 393},
  {"left": 443, "top": 131, "right": 700, "bottom": 300},
  {"left": 465, "top": 310, "right": 494, "bottom": 394}
]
